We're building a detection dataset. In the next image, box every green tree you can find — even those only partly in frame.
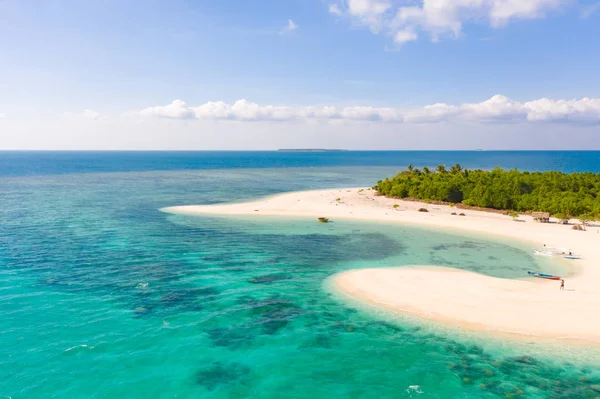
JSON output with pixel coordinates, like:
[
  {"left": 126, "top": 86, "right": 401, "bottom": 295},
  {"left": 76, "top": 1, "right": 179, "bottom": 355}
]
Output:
[
  {"left": 374, "top": 166, "right": 600, "bottom": 219},
  {"left": 450, "top": 164, "right": 462, "bottom": 175}
]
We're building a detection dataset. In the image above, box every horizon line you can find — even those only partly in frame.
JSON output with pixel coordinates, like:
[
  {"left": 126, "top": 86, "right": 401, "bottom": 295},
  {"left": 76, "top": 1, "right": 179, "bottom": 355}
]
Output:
[{"left": 1, "top": 149, "right": 600, "bottom": 152}]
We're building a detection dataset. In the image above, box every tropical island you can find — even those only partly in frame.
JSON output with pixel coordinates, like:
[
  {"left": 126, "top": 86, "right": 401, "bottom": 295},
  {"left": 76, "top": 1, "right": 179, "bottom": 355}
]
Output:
[
  {"left": 375, "top": 165, "right": 600, "bottom": 222},
  {"left": 277, "top": 149, "right": 348, "bottom": 152},
  {"left": 163, "top": 168, "right": 600, "bottom": 345}
]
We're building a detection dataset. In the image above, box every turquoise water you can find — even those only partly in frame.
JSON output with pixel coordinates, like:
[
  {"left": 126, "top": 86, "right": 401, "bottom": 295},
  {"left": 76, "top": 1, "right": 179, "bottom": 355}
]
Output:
[{"left": 1, "top": 166, "right": 600, "bottom": 398}]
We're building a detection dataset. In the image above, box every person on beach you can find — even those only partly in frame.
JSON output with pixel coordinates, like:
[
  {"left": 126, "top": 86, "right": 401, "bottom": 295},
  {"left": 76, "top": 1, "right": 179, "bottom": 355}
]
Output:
[{"left": 560, "top": 279, "right": 565, "bottom": 291}]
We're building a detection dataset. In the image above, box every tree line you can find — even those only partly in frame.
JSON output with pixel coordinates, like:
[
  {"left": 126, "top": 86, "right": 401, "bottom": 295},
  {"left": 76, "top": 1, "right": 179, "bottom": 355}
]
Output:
[{"left": 375, "top": 165, "right": 600, "bottom": 221}]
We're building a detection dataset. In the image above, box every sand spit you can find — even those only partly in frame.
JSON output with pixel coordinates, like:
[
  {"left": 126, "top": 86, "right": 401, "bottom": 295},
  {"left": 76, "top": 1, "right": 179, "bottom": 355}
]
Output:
[{"left": 162, "top": 188, "right": 600, "bottom": 344}]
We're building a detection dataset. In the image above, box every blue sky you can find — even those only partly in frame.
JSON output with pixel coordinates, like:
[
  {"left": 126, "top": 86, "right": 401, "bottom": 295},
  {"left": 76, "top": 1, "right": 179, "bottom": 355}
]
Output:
[{"left": 1, "top": 0, "right": 599, "bottom": 149}]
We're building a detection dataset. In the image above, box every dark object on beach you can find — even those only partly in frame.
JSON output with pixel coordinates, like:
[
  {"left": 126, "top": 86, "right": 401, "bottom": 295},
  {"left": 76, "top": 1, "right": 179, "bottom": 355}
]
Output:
[
  {"left": 318, "top": 217, "right": 330, "bottom": 223},
  {"left": 451, "top": 212, "right": 457, "bottom": 215},
  {"left": 418, "top": 208, "right": 428, "bottom": 213},
  {"left": 532, "top": 212, "right": 551, "bottom": 223},
  {"left": 527, "top": 271, "right": 561, "bottom": 280},
  {"left": 459, "top": 213, "right": 466, "bottom": 216},
  {"left": 572, "top": 224, "right": 585, "bottom": 231}
]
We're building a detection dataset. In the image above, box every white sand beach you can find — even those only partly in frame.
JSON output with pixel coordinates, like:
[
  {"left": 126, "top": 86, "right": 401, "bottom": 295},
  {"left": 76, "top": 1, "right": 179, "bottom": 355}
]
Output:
[{"left": 162, "top": 188, "right": 600, "bottom": 344}]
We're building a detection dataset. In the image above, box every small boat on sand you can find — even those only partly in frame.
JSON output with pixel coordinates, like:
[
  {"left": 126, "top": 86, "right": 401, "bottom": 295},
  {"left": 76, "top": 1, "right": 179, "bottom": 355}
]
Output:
[
  {"left": 527, "top": 271, "right": 561, "bottom": 280},
  {"left": 534, "top": 247, "right": 572, "bottom": 257}
]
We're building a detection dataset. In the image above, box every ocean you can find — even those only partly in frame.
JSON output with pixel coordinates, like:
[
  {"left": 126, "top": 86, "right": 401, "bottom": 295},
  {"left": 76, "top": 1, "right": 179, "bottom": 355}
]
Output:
[
  {"left": 2, "top": 150, "right": 600, "bottom": 177},
  {"left": 1, "top": 151, "right": 599, "bottom": 399}
]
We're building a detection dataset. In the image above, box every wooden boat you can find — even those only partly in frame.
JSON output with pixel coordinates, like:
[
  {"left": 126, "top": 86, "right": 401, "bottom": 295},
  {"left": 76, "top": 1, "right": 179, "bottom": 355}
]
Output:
[
  {"left": 318, "top": 217, "right": 329, "bottom": 223},
  {"left": 527, "top": 271, "right": 561, "bottom": 280},
  {"left": 534, "top": 247, "right": 571, "bottom": 257}
]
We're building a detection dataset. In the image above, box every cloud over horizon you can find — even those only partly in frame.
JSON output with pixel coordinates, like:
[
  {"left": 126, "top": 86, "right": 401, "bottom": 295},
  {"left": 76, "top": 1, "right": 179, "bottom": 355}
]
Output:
[
  {"left": 82, "top": 109, "right": 100, "bottom": 120},
  {"left": 329, "top": 0, "right": 570, "bottom": 44},
  {"left": 132, "top": 95, "right": 600, "bottom": 124}
]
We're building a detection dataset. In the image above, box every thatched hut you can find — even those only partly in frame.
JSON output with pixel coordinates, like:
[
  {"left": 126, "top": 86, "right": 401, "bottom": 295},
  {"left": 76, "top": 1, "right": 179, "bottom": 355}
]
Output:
[{"left": 532, "top": 212, "right": 550, "bottom": 223}]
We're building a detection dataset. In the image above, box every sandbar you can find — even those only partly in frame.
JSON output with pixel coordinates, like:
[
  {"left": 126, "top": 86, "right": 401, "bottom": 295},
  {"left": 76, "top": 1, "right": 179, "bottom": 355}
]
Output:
[{"left": 162, "top": 188, "right": 600, "bottom": 344}]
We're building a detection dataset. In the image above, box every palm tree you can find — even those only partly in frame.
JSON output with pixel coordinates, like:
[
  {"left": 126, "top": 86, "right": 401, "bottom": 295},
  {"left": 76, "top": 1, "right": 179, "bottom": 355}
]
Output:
[
  {"left": 423, "top": 167, "right": 431, "bottom": 174},
  {"left": 437, "top": 164, "right": 447, "bottom": 174},
  {"left": 407, "top": 164, "right": 414, "bottom": 173},
  {"left": 450, "top": 164, "right": 462, "bottom": 174}
]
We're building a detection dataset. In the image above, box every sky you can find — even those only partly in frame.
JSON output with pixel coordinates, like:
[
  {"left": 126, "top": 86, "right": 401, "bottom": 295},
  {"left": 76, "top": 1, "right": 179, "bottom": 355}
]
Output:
[{"left": 1, "top": 0, "right": 599, "bottom": 150}]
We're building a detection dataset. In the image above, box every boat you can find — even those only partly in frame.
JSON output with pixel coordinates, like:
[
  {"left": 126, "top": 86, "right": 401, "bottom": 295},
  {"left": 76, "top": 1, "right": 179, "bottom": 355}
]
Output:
[
  {"left": 527, "top": 271, "right": 561, "bottom": 280},
  {"left": 317, "top": 217, "right": 330, "bottom": 223},
  {"left": 549, "top": 247, "right": 570, "bottom": 254},
  {"left": 534, "top": 247, "right": 571, "bottom": 257}
]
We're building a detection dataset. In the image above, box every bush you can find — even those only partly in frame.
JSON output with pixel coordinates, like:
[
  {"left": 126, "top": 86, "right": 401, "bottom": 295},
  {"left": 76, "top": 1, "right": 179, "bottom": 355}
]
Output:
[
  {"left": 418, "top": 208, "right": 428, "bottom": 212},
  {"left": 374, "top": 166, "right": 600, "bottom": 219},
  {"left": 393, "top": 204, "right": 399, "bottom": 209}
]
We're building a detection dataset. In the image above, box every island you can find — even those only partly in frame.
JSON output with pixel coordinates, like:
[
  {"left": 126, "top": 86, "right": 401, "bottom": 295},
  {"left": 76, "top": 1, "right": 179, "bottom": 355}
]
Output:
[
  {"left": 375, "top": 164, "right": 600, "bottom": 220},
  {"left": 162, "top": 166, "right": 600, "bottom": 345},
  {"left": 277, "top": 149, "right": 348, "bottom": 152}
]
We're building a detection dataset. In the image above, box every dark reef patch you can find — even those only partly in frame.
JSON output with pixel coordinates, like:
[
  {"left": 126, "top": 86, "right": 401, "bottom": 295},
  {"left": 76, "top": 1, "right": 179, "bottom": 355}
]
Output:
[
  {"left": 248, "top": 274, "right": 292, "bottom": 284},
  {"left": 206, "top": 326, "right": 256, "bottom": 349},
  {"left": 194, "top": 361, "right": 252, "bottom": 391}
]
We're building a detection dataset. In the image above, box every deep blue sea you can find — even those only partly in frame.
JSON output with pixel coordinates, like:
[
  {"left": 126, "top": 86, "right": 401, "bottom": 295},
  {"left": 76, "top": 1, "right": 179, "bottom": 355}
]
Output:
[
  {"left": 1, "top": 151, "right": 600, "bottom": 399},
  {"left": 2, "top": 150, "right": 600, "bottom": 177}
]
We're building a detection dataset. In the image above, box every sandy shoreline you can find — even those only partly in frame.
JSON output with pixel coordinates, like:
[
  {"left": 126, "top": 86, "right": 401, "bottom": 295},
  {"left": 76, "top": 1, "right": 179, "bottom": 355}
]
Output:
[{"left": 162, "top": 188, "right": 600, "bottom": 344}]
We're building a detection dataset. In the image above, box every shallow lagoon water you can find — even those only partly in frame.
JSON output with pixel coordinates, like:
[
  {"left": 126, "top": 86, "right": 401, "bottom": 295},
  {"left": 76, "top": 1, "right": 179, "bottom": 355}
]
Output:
[{"left": 1, "top": 166, "right": 599, "bottom": 399}]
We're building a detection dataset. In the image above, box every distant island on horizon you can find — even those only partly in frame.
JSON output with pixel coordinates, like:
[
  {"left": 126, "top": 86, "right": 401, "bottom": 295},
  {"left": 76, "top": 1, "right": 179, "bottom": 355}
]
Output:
[{"left": 277, "top": 149, "right": 348, "bottom": 152}]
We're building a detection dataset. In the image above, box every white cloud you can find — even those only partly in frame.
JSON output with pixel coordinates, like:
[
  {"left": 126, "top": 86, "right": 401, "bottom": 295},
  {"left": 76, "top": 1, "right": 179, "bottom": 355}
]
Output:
[
  {"left": 462, "top": 95, "right": 525, "bottom": 120},
  {"left": 344, "top": 0, "right": 391, "bottom": 32},
  {"left": 140, "top": 99, "right": 195, "bottom": 119},
  {"left": 82, "top": 109, "right": 100, "bottom": 120},
  {"left": 280, "top": 19, "right": 298, "bottom": 35},
  {"left": 329, "top": 4, "right": 343, "bottom": 16},
  {"left": 524, "top": 97, "right": 600, "bottom": 122},
  {"left": 489, "top": 0, "right": 565, "bottom": 26},
  {"left": 403, "top": 103, "right": 461, "bottom": 123},
  {"left": 131, "top": 95, "right": 600, "bottom": 125},
  {"left": 394, "top": 28, "right": 418, "bottom": 43},
  {"left": 329, "top": 0, "right": 570, "bottom": 44}
]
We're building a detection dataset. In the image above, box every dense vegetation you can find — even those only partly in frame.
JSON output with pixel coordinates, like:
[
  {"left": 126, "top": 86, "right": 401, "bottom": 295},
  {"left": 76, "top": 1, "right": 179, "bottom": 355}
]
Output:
[{"left": 375, "top": 165, "right": 600, "bottom": 221}]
